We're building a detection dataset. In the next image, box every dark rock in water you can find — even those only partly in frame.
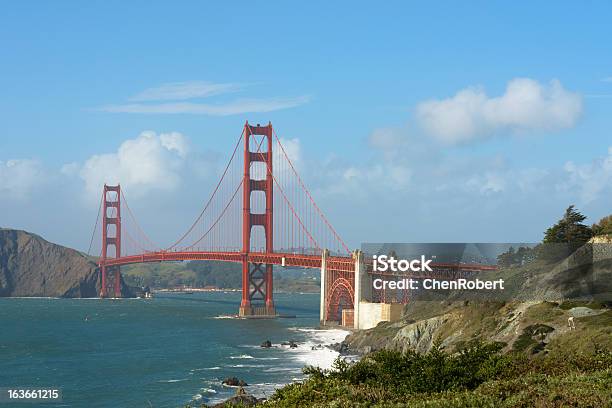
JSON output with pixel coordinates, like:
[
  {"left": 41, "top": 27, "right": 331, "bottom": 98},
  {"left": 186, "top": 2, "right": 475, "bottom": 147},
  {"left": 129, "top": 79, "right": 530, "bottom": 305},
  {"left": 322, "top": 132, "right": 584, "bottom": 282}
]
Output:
[
  {"left": 222, "top": 377, "right": 248, "bottom": 387},
  {"left": 281, "top": 340, "right": 298, "bottom": 348},
  {"left": 0, "top": 228, "right": 133, "bottom": 298},
  {"left": 330, "top": 341, "right": 351, "bottom": 355},
  {"left": 260, "top": 340, "right": 272, "bottom": 348},
  {"left": 211, "top": 394, "right": 260, "bottom": 407}
]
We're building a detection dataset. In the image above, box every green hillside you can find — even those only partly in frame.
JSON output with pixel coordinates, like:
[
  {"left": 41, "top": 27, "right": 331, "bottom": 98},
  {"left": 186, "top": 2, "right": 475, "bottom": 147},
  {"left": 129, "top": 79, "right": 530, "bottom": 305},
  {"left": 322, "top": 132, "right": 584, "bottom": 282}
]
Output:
[{"left": 122, "top": 261, "right": 320, "bottom": 292}]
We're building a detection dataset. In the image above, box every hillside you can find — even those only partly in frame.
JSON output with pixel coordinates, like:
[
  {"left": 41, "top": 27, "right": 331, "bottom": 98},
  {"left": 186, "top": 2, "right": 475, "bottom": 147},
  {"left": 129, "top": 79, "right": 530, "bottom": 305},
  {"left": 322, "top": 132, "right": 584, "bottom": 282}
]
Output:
[
  {"left": 0, "top": 228, "right": 131, "bottom": 297},
  {"left": 122, "top": 261, "right": 321, "bottom": 292},
  {"left": 255, "top": 241, "right": 612, "bottom": 408},
  {"left": 343, "top": 241, "right": 612, "bottom": 356}
]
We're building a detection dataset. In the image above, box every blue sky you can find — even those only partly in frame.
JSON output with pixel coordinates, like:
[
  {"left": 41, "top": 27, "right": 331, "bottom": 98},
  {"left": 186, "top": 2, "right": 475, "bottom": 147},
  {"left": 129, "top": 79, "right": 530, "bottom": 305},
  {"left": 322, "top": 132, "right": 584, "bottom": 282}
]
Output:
[{"left": 1, "top": 1, "right": 611, "bottom": 251}]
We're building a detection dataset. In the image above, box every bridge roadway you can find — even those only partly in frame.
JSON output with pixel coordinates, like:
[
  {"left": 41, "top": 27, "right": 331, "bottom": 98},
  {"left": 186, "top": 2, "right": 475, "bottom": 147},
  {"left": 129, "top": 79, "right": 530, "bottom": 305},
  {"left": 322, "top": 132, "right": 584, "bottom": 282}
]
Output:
[
  {"left": 100, "top": 251, "right": 356, "bottom": 272},
  {"left": 100, "top": 250, "right": 498, "bottom": 274}
]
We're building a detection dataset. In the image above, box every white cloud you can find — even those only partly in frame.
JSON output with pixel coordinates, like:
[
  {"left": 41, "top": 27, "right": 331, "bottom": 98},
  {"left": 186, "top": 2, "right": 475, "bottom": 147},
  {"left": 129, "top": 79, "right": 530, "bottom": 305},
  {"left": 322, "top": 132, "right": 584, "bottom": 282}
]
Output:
[
  {"left": 466, "top": 172, "right": 507, "bottom": 194},
  {"left": 129, "top": 81, "right": 242, "bottom": 101},
  {"left": 369, "top": 127, "right": 407, "bottom": 151},
  {"left": 602, "top": 77, "right": 612, "bottom": 83},
  {"left": 0, "top": 159, "right": 45, "bottom": 198},
  {"left": 98, "top": 95, "right": 311, "bottom": 116},
  {"left": 561, "top": 146, "right": 612, "bottom": 203},
  {"left": 160, "top": 132, "right": 189, "bottom": 157},
  {"left": 416, "top": 78, "right": 582, "bottom": 144},
  {"left": 78, "top": 131, "right": 190, "bottom": 197},
  {"left": 278, "top": 137, "right": 301, "bottom": 166},
  {"left": 60, "top": 162, "right": 79, "bottom": 176}
]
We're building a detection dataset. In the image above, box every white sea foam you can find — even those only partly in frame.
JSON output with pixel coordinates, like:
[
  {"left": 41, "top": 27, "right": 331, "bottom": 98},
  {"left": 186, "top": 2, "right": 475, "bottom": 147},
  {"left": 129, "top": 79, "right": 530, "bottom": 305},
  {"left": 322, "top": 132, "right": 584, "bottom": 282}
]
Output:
[
  {"left": 158, "top": 378, "right": 189, "bottom": 383},
  {"left": 238, "top": 344, "right": 261, "bottom": 349},
  {"left": 286, "top": 328, "right": 350, "bottom": 370},
  {"left": 229, "top": 354, "right": 254, "bottom": 359},
  {"left": 207, "top": 382, "right": 286, "bottom": 404},
  {"left": 263, "top": 367, "right": 301, "bottom": 373},
  {"left": 225, "top": 364, "right": 266, "bottom": 368}
]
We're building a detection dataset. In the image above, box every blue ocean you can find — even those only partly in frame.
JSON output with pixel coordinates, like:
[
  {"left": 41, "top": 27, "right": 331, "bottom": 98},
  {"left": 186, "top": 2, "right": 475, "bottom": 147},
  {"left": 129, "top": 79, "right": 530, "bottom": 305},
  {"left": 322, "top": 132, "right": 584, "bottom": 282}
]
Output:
[{"left": 0, "top": 292, "right": 348, "bottom": 407}]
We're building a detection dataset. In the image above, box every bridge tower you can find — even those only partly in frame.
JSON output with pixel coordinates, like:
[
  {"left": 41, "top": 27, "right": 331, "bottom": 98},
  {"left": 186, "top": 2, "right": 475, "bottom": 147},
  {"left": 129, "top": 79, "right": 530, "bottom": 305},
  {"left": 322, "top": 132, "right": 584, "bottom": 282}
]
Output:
[
  {"left": 239, "top": 121, "right": 275, "bottom": 317},
  {"left": 100, "top": 184, "right": 122, "bottom": 298}
]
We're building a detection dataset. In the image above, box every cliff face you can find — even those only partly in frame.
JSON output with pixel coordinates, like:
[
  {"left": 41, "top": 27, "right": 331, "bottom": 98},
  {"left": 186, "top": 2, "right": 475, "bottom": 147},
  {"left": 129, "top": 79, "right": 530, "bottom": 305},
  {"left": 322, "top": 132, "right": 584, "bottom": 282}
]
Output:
[
  {"left": 344, "top": 242, "right": 612, "bottom": 355},
  {"left": 0, "top": 228, "right": 129, "bottom": 297}
]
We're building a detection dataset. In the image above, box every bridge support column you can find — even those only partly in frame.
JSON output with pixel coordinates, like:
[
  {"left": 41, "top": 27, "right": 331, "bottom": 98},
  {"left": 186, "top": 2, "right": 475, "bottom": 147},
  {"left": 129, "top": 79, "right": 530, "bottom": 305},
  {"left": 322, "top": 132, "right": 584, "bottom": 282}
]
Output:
[
  {"left": 320, "top": 249, "right": 328, "bottom": 325},
  {"left": 99, "top": 184, "right": 122, "bottom": 298},
  {"left": 353, "top": 250, "right": 364, "bottom": 329},
  {"left": 239, "top": 121, "right": 276, "bottom": 317}
]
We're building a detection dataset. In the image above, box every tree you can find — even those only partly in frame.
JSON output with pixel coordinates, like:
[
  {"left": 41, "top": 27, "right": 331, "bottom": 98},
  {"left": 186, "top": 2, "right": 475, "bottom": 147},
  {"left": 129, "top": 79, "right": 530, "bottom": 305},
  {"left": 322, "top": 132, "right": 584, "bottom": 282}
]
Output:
[
  {"left": 542, "top": 205, "right": 592, "bottom": 255},
  {"left": 497, "top": 246, "right": 515, "bottom": 267},
  {"left": 497, "top": 246, "right": 535, "bottom": 267},
  {"left": 592, "top": 214, "right": 612, "bottom": 236}
]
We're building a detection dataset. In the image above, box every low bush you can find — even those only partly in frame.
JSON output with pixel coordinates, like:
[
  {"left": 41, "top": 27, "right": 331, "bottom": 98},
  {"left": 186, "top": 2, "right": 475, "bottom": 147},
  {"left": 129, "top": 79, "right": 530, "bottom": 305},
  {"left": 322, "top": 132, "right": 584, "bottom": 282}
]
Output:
[{"left": 267, "top": 341, "right": 612, "bottom": 408}]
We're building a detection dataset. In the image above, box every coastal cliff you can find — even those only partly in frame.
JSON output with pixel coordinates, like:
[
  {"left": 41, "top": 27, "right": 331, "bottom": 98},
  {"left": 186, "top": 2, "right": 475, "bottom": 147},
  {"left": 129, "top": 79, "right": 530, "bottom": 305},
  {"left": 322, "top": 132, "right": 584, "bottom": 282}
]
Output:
[
  {"left": 0, "top": 228, "right": 130, "bottom": 297},
  {"left": 343, "top": 241, "right": 612, "bottom": 356}
]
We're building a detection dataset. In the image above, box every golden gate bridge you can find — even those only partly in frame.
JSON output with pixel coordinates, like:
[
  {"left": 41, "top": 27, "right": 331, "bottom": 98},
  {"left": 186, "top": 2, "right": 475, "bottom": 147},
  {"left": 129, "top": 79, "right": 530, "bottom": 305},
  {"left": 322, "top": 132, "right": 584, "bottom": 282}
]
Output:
[{"left": 87, "top": 122, "right": 495, "bottom": 327}]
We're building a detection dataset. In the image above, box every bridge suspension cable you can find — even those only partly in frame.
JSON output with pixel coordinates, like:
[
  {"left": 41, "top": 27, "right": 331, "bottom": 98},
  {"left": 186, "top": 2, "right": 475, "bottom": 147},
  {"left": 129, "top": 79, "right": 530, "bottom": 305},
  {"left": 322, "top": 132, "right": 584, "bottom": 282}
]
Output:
[
  {"left": 87, "top": 193, "right": 104, "bottom": 257},
  {"left": 120, "top": 190, "right": 160, "bottom": 253},
  {"left": 272, "top": 128, "right": 351, "bottom": 255},
  {"left": 165, "top": 128, "right": 245, "bottom": 251},
  {"left": 88, "top": 123, "right": 352, "bottom": 259}
]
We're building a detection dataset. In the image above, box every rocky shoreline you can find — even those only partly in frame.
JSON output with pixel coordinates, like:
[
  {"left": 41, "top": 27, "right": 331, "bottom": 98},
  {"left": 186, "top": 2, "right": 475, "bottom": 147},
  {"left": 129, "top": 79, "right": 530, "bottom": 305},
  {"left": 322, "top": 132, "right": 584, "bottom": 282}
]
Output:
[{"left": 198, "top": 329, "right": 352, "bottom": 407}]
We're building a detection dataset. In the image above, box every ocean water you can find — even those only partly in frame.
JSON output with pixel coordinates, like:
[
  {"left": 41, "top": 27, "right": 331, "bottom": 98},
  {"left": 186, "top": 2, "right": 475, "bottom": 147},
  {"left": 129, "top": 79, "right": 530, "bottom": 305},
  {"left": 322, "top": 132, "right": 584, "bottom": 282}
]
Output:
[{"left": 0, "top": 292, "right": 348, "bottom": 407}]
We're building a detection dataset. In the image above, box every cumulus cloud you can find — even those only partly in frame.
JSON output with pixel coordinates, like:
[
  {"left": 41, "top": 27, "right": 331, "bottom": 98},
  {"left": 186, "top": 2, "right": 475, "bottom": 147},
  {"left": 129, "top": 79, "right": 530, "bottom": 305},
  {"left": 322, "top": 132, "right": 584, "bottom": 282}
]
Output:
[
  {"left": 369, "top": 127, "right": 407, "bottom": 151},
  {"left": 416, "top": 78, "right": 582, "bottom": 144},
  {"left": 561, "top": 146, "right": 612, "bottom": 203},
  {"left": 341, "top": 163, "right": 412, "bottom": 191},
  {"left": 0, "top": 159, "right": 45, "bottom": 198},
  {"left": 78, "top": 131, "right": 190, "bottom": 197},
  {"left": 129, "top": 81, "right": 242, "bottom": 101}
]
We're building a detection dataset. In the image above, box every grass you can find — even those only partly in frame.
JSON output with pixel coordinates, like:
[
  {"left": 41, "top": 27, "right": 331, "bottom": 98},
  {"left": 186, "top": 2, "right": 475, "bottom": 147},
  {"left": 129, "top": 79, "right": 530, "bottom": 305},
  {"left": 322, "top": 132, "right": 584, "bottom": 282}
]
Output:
[{"left": 559, "top": 300, "right": 608, "bottom": 310}]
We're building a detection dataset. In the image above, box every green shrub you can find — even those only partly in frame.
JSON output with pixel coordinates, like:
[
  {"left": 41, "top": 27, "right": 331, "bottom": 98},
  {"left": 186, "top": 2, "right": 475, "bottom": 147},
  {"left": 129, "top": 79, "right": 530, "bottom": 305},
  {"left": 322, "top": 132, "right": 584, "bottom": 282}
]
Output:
[
  {"left": 268, "top": 341, "right": 612, "bottom": 407},
  {"left": 512, "top": 324, "right": 554, "bottom": 353}
]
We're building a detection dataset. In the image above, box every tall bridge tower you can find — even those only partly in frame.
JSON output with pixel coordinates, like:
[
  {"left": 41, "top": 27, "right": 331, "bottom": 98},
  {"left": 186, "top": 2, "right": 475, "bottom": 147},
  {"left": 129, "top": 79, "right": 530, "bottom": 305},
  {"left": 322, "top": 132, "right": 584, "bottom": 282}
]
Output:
[
  {"left": 100, "top": 184, "right": 122, "bottom": 298},
  {"left": 239, "top": 122, "right": 275, "bottom": 317}
]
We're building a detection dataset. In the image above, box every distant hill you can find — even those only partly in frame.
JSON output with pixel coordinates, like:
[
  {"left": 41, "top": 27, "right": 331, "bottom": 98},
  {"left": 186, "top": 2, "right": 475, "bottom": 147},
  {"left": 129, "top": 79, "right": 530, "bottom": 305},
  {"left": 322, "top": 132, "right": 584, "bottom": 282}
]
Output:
[
  {"left": 122, "top": 260, "right": 321, "bottom": 292},
  {"left": 0, "top": 228, "right": 131, "bottom": 297}
]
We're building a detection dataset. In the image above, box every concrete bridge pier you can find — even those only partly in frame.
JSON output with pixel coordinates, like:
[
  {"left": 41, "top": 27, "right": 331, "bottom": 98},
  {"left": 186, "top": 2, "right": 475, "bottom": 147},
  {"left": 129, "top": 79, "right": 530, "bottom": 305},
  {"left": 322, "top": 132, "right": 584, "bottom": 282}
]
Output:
[
  {"left": 353, "top": 249, "right": 363, "bottom": 329},
  {"left": 320, "top": 249, "right": 329, "bottom": 324}
]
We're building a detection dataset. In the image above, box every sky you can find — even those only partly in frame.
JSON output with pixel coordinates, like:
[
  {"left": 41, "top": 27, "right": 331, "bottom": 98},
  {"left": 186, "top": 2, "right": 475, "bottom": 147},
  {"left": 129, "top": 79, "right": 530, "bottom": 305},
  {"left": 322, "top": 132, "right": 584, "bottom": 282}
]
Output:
[{"left": 1, "top": 1, "right": 611, "bottom": 251}]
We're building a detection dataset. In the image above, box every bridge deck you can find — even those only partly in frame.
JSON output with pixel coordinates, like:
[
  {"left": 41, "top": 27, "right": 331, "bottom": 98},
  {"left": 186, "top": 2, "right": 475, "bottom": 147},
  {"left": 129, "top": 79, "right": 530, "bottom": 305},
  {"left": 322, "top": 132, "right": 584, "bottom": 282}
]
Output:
[
  {"left": 101, "top": 251, "right": 498, "bottom": 274},
  {"left": 100, "top": 251, "right": 356, "bottom": 272}
]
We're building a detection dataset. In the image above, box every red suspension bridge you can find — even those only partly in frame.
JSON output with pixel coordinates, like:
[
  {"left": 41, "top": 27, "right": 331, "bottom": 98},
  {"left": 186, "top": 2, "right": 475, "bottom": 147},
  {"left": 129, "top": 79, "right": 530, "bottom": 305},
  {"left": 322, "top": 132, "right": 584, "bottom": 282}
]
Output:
[{"left": 88, "top": 122, "right": 495, "bottom": 326}]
